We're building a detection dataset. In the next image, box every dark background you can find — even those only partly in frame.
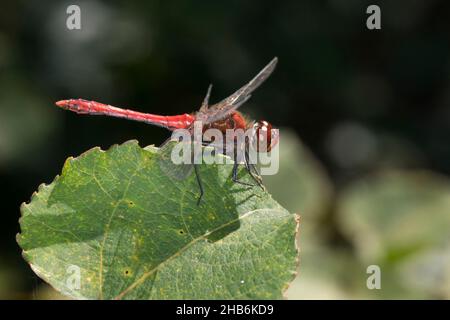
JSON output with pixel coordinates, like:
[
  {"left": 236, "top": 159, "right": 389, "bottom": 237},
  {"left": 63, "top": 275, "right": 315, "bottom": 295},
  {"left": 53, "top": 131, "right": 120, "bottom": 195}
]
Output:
[{"left": 0, "top": 0, "right": 449, "bottom": 299}]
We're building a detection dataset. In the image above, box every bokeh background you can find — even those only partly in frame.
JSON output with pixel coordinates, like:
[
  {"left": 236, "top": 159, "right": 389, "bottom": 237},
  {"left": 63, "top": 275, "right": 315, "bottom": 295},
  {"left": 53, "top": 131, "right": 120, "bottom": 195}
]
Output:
[{"left": 1, "top": 0, "right": 449, "bottom": 299}]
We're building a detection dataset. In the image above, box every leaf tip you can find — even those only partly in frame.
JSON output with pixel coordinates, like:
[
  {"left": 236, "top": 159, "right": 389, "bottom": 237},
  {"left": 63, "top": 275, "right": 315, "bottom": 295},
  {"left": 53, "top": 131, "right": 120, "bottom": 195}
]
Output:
[{"left": 281, "top": 213, "right": 301, "bottom": 299}]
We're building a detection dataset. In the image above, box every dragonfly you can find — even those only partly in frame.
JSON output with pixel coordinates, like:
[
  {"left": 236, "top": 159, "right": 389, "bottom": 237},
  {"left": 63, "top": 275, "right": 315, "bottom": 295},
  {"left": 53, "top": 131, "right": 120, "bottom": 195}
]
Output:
[{"left": 56, "top": 57, "right": 279, "bottom": 204}]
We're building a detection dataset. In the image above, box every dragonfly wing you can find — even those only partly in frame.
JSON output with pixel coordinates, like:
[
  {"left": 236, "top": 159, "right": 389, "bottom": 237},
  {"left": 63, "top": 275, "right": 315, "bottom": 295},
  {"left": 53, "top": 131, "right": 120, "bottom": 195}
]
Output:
[
  {"left": 158, "top": 139, "right": 195, "bottom": 181},
  {"left": 199, "top": 84, "right": 213, "bottom": 113},
  {"left": 202, "top": 57, "right": 278, "bottom": 124},
  {"left": 158, "top": 139, "right": 201, "bottom": 180}
]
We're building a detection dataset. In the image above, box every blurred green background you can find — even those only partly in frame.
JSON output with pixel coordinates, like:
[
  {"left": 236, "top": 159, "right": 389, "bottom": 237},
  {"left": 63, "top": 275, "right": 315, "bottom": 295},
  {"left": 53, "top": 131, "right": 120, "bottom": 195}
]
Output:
[{"left": 1, "top": 0, "right": 449, "bottom": 299}]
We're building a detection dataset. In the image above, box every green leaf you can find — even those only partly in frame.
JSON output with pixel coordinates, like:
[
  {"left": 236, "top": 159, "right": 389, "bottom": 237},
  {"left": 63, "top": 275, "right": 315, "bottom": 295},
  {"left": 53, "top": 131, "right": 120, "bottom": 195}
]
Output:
[
  {"left": 337, "top": 170, "right": 450, "bottom": 262},
  {"left": 337, "top": 170, "right": 450, "bottom": 298},
  {"left": 18, "top": 140, "right": 299, "bottom": 300}
]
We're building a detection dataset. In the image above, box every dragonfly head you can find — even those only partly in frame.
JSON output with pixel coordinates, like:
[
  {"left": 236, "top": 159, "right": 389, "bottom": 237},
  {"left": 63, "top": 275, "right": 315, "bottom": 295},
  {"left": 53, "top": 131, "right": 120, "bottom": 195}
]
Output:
[{"left": 253, "top": 120, "right": 279, "bottom": 152}]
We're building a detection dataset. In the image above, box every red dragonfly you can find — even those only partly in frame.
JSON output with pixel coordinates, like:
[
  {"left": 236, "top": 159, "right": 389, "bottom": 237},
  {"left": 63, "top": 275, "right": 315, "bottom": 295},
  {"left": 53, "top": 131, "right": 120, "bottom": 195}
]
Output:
[{"left": 56, "top": 57, "right": 279, "bottom": 203}]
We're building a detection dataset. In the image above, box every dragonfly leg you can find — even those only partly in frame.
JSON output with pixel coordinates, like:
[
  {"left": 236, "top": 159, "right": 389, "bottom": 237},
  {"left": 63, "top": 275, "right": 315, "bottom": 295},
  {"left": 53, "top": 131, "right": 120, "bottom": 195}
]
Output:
[
  {"left": 194, "top": 164, "right": 204, "bottom": 205},
  {"left": 232, "top": 162, "right": 254, "bottom": 187},
  {"left": 248, "top": 164, "right": 265, "bottom": 190},
  {"left": 231, "top": 152, "right": 254, "bottom": 187},
  {"left": 244, "top": 148, "right": 265, "bottom": 190}
]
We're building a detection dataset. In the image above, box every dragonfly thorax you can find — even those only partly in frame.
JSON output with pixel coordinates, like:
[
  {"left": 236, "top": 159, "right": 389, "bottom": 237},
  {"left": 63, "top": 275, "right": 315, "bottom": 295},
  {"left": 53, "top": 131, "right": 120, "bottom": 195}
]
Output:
[{"left": 202, "top": 111, "right": 247, "bottom": 133}]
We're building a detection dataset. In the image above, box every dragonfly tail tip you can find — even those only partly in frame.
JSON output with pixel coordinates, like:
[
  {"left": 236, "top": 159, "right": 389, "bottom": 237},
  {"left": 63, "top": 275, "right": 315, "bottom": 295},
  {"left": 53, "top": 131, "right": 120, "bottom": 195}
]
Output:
[{"left": 55, "top": 100, "right": 67, "bottom": 107}]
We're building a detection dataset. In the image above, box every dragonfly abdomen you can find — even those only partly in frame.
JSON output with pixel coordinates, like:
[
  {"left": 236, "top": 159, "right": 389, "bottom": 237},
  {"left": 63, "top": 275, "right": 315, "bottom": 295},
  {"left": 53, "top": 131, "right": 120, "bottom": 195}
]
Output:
[{"left": 55, "top": 99, "right": 194, "bottom": 130}]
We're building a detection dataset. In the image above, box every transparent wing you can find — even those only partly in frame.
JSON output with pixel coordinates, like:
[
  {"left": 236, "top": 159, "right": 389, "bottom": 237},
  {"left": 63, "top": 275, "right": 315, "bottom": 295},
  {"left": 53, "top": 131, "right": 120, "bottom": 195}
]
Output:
[
  {"left": 201, "top": 57, "right": 278, "bottom": 124},
  {"left": 158, "top": 139, "right": 194, "bottom": 181},
  {"left": 199, "top": 84, "right": 213, "bottom": 113},
  {"left": 157, "top": 128, "right": 211, "bottom": 182}
]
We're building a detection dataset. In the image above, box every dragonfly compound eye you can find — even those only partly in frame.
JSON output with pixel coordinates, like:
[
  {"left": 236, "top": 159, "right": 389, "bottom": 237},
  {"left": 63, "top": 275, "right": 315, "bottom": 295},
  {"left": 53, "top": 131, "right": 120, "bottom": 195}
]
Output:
[{"left": 253, "top": 120, "right": 274, "bottom": 152}]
